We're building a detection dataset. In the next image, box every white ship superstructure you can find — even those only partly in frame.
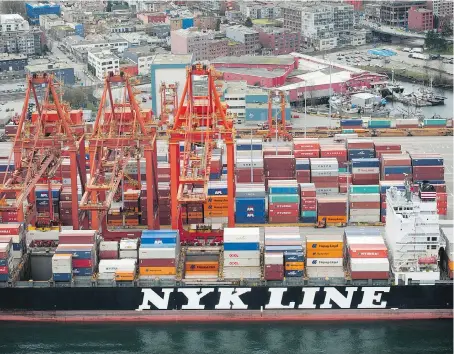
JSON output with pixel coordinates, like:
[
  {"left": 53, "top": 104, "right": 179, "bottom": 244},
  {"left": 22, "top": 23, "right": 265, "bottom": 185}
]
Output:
[{"left": 385, "top": 182, "right": 441, "bottom": 284}]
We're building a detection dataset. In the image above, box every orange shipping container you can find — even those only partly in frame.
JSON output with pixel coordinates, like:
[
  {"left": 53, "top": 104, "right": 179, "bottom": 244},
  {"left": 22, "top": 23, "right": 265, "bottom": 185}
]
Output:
[
  {"left": 306, "top": 250, "right": 343, "bottom": 258},
  {"left": 185, "top": 262, "right": 219, "bottom": 271},
  {"left": 206, "top": 196, "right": 229, "bottom": 203},
  {"left": 139, "top": 267, "right": 176, "bottom": 276},
  {"left": 317, "top": 216, "right": 347, "bottom": 223},
  {"left": 115, "top": 272, "right": 135, "bottom": 281},
  {"left": 449, "top": 261, "right": 454, "bottom": 271},
  {"left": 306, "top": 241, "right": 343, "bottom": 251},
  {"left": 285, "top": 262, "right": 305, "bottom": 271},
  {"left": 204, "top": 210, "right": 229, "bottom": 217}
]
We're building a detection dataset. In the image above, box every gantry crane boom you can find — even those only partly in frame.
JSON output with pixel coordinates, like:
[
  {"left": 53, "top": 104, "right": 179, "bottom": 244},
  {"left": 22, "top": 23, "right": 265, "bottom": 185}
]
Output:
[
  {"left": 168, "top": 63, "right": 235, "bottom": 230},
  {"left": 0, "top": 73, "right": 87, "bottom": 228},
  {"left": 79, "top": 72, "right": 159, "bottom": 234}
]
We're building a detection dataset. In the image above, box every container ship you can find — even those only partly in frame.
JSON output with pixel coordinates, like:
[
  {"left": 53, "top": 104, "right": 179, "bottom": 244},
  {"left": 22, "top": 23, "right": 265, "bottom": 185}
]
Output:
[{"left": 0, "top": 70, "right": 452, "bottom": 323}]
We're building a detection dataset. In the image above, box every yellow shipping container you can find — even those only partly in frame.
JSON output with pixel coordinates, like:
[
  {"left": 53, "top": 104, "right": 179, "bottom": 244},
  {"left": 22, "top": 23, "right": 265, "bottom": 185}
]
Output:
[
  {"left": 449, "top": 261, "right": 454, "bottom": 271},
  {"left": 317, "top": 216, "right": 347, "bottom": 223},
  {"left": 204, "top": 210, "right": 229, "bottom": 217},
  {"left": 139, "top": 267, "right": 176, "bottom": 276},
  {"left": 206, "top": 196, "right": 229, "bottom": 203},
  {"left": 285, "top": 263, "right": 305, "bottom": 271},
  {"left": 306, "top": 241, "right": 343, "bottom": 251},
  {"left": 306, "top": 250, "right": 344, "bottom": 258},
  {"left": 115, "top": 272, "right": 135, "bottom": 281}
]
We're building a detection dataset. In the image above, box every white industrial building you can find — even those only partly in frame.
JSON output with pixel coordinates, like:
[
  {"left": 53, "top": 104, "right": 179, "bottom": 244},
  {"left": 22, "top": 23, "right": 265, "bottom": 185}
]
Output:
[{"left": 88, "top": 48, "right": 120, "bottom": 80}]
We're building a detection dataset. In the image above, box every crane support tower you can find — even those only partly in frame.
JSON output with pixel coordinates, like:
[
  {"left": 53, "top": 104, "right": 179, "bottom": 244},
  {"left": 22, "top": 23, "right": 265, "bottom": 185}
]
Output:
[
  {"left": 168, "top": 63, "right": 235, "bottom": 235},
  {"left": 79, "top": 72, "right": 159, "bottom": 239},
  {"left": 0, "top": 73, "right": 87, "bottom": 229},
  {"left": 159, "top": 82, "right": 178, "bottom": 126},
  {"left": 266, "top": 90, "right": 292, "bottom": 142}
]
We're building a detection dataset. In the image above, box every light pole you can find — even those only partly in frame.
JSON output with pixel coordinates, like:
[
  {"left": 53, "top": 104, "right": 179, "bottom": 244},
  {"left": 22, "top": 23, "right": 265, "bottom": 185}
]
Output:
[
  {"left": 304, "top": 82, "right": 307, "bottom": 138},
  {"left": 329, "top": 60, "right": 332, "bottom": 128}
]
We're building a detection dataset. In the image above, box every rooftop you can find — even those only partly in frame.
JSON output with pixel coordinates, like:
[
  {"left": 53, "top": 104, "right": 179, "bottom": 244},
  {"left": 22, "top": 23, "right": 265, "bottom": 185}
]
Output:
[
  {"left": 226, "top": 25, "right": 259, "bottom": 35},
  {"left": 25, "top": 62, "right": 73, "bottom": 72},
  {"left": 40, "top": 14, "right": 60, "bottom": 20},
  {"left": 0, "top": 53, "right": 27, "bottom": 60},
  {"left": 217, "top": 67, "right": 287, "bottom": 78},
  {"left": 411, "top": 7, "right": 432, "bottom": 13},
  {"left": 124, "top": 45, "right": 156, "bottom": 57},
  {"left": 26, "top": 2, "right": 60, "bottom": 8},
  {"left": 0, "top": 14, "right": 26, "bottom": 24},
  {"left": 88, "top": 48, "right": 119, "bottom": 60},
  {"left": 151, "top": 53, "right": 193, "bottom": 65},
  {"left": 212, "top": 55, "right": 295, "bottom": 66}
]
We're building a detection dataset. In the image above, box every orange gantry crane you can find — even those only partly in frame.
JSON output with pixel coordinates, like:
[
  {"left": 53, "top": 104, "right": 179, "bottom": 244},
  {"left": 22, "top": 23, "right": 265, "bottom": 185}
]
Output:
[
  {"left": 159, "top": 82, "right": 178, "bottom": 126},
  {"left": 168, "top": 63, "right": 235, "bottom": 233},
  {"left": 78, "top": 72, "right": 159, "bottom": 239},
  {"left": 265, "top": 90, "right": 292, "bottom": 141},
  {"left": 0, "top": 73, "right": 87, "bottom": 229}
]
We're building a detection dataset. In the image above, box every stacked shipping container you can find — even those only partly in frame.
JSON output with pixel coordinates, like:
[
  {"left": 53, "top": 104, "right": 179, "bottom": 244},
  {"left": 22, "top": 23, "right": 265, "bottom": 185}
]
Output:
[
  {"left": 0, "top": 224, "right": 25, "bottom": 259},
  {"left": 99, "top": 241, "right": 119, "bottom": 259},
  {"left": 98, "top": 259, "right": 137, "bottom": 281},
  {"left": 351, "top": 158, "right": 380, "bottom": 185},
  {"left": 236, "top": 139, "right": 264, "bottom": 183},
  {"left": 186, "top": 254, "right": 219, "bottom": 279},
  {"left": 52, "top": 254, "right": 72, "bottom": 282},
  {"left": 299, "top": 183, "right": 317, "bottom": 223},
  {"left": 347, "top": 139, "right": 375, "bottom": 160},
  {"left": 320, "top": 144, "right": 348, "bottom": 172},
  {"left": 317, "top": 196, "right": 348, "bottom": 224},
  {"left": 55, "top": 243, "right": 97, "bottom": 277},
  {"left": 305, "top": 234, "right": 344, "bottom": 278},
  {"left": 263, "top": 153, "right": 295, "bottom": 190},
  {"left": 223, "top": 228, "right": 261, "bottom": 279},
  {"left": 349, "top": 185, "right": 381, "bottom": 223},
  {"left": 293, "top": 138, "right": 319, "bottom": 158},
  {"left": 268, "top": 180, "right": 299, "bottom": 223},
  {"left": 295, "top": 158, "right": 310, "bottom": 183},
  {"left": 235, "top": 184, "right": 266, "bottom": 224},
  {"left": 381, "top": 153, "right": 412, "bottom": 181},
  {"left": 310, "top": 158, "right": 339, "bottom": 195},
  {"left": 0, "top": 240, "right": 13, "bottom": 282}
]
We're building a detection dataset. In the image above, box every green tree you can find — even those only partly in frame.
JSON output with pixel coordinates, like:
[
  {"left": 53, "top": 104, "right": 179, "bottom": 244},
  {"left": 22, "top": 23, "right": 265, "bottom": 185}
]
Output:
[
  {"left": 440, "top": 17, "right": 453, "bottom": 37},
  {"left": 63, "top": 87, "right": 88, "bottom": 108},
  {"left": 244, "top": 17, "right": 253, "bottom": 27}
]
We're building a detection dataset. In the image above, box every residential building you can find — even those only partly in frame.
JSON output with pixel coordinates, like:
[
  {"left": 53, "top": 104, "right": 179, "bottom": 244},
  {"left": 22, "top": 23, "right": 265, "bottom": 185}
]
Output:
[
  {"left": 126, "top": 0, "right": 170, "bottom": 13},
  {"left": 379, "top": 1, "right": 426, "bottom": 28},
  {"left": 49, "top": 25, "right": 76, "bottom": 41},
  {"left": 171, "top": 28, "right": 228, "bottom": 61},
  {"left": 351, "top": 30, "right": 367, "bottom": 46},
  {"left": 25, "top": 62, "right": 75, "bottom": 85},
  {"left": 408, "top": 6, "right": 433, "bottom": 31},
  {"left": 137, "top": 12, "right": 167, "bottom": 24},
  {"left": 364, "top": 3, "right": 381, "bottom": 21},
  {"left": 123, "top": 45, "right": 156, "bottom": 76},
  {"left": 227, "top": 41, "right": 246, "bottom": 56},
  {"left": 0, "top": 53, "right": 28, "bottom": 72},
  {"left": 194, "top": 16, "right": 218, "bottom": 31},
  {"left": 25, "top": 2, "right": 61, "bottom": 25},
  {"left": 426, "top": 0, "right": 453, "bottom": 19},
  {"left": 150, "top": 53, "right": 193, "bottom": 118},
  {"left": 225, "top": 25, "right": 260, "bottom": 55},
  {"left": 330, "top": 3, "right": 355, "bottom": 46},
  {"left": 87, "top": 48, "right": 120, "bottom": 80},
  {"left": 225, "top": 10, "right": 242, "bottom": 23},
  {"left": 145, "top": 23, "right": 170, "bottom": 38},
  {"left": 254, "top": 26, "right": 301, "bottom": 55},
  {"left": 39, "top": 14, "right": 64, "bottom": 31},
  {"left": 168, "top": 17, "right": 195, "bottom": 31},
  {"left": 0, "top": 15, "right": 42, "bottom": 55},
  {"left": 239, "top": 2, "right": 281, "bottom": 20}
]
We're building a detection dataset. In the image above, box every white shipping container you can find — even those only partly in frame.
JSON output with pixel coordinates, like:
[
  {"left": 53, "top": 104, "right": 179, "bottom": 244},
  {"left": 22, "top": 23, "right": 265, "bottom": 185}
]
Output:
[
  {"left": 120, "top": 239, "right": 139, "bottom": 250},
  {"left": 12, "top": 250, "right": 23, "bottom": 259},
  {"left": 139, "top": 247, "right": 177, "bottom": 259},
  {"left": 264, "top": 252, "right": 283, "bottom": 265},
  {"left": 119, "top": 250, "right": 138, "bottom": 259},
  {"left": 223, "top": 266, "right": 261, "bottom": 279},
  {"left": 349, "top": 209, "right": 380, "bottom": 216},
  {"left": 310, "top": 162, "right": 339, "bottom": 170},
  {"left": 351, "top": 167, "right": 380, "bottom": 174},
  {"left": 97, "top": 272, "right": 116, "bottom": 280},
  {"left": 224, "top": 227, "right": 260, "bottom": 243},
  {"left": 349, "top": 193, "right": 380, "bottom": 202},
  {"left": 311, "top": 169, "right": 339, "bottom": 177},
  {"left": 306, "top": 266, "right": 344, "bottom": 278},
  {"left": 223, "top": 258, "right": 260, "bottom": 267},
  {"left": 100, "top": 241, "right": 119, "bottom": 251},
  {"left": 349, "top": 215, "right": 381, "bottom": 223},
  {"left": 236, "top": 150, "right": 263, "bottom": 158},
  {"left": 306, "top": 233, "right": 343, "bottom": 242},
  {"left": 236, "top": 158, "right": 264, "bottom": 168},
  {"left": 98, "top": 259, "right": 137, "bottom": 273},
  {"left": 52, "top": 265, "right": 72, "bottom": 273},
  {"left": 350, "top": 258, "right": 390, "bottom": 272},
  {"left": 396, "top": 118, "right": 418, "bottom": 126},
  {"left": 316, "top": 188, "right": 339, "bottom": 194},
  {"left": 346, "top": 236, "right": 386, "bottom": 245},
  {"left": 224, "top": 250, "right": 260, "bottom": 259},
  {"left": 306, "top": 258, "right": 343, "bottom": 267},
  {"left": 28, "top": 230, "right": 59, "bottom": 241},
  {"left": 60, "top": 230, "right": 97, "bottom": 237}
]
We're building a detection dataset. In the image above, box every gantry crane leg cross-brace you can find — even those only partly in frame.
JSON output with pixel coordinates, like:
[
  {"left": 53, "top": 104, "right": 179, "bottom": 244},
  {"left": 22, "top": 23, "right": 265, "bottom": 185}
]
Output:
[{"left": 168, "top": 64, "right": 235, "bottom": 234}]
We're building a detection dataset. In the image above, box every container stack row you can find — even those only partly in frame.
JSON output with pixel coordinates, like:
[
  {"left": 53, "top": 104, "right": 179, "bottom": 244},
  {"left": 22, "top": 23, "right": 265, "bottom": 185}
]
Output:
[
  {"left": 293, "top": 138, "right": 319, "bottom": 158},
  {"left": 223, "top": 228, "right": 261, "bottom": 279},
  {"left": 205, "top": 182, "right": 229, "bottom": 222},
  {"left": 305, "top": 233, "right": 344, "bottom": 279},
  {"left": 0, "top": 224, "right": 25, "bottom": 259},
  {"left": 310, "top": 158, "right": 339, "bottom": 194},
  {"left": 235, "top": 183, "right": 266, "bottom": 224},
  {"left": 0, "top": 240, "right": 13, "bottom": 282},
  {"left": 295, "top": 158, "right": 310, "bottom": 183},
  {"left": 268, "top": 180, "right": 299, "bottom": 223},
  {"left": 236, "top": 138, "right": 264, "bottom": 183},
  {"left": 300, "top": 183, "right": 317, "bottom": 223},
  {"left": 344, "top": 228, "right": 390, "bottom": 280},
  {"left": 351, "top": 158, "right": 380, "bottom": 185},
  {"left": 99, "top": 240, "right": 119, "bottom": 259},
  {"left": 139, "top": 230, "right": 179, "bottom": 279},
  {"left": 349, "top": 185, "right": 381, "bottom": 223}
]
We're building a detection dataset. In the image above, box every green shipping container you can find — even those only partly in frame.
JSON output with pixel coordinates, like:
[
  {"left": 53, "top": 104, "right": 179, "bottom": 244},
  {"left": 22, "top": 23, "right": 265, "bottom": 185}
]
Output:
[
  {"left": 424, "top": 119, "right": 446, "bottom": 126},
  {"left": 269, "top": 194, "right": 300, "bottom": 203},
  {"left": 349, "top": 185, "right": 380, "bottom": 194},
  {"left": 342, "top": 129, "right": 355, "bottom": 133},
  {"left": 368, "top": 120, "right": 391, "bottom": 128},
  {"left": 338, "top": 168, "right": 347, "bottom": 172}
]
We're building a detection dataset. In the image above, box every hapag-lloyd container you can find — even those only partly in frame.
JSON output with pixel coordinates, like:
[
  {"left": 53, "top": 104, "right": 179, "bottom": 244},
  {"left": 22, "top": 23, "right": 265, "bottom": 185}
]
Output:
[
  {"left": 316, "top": 196, "right": 347, "bottom": 223},
  {"left": 307, "top": 258, "right": 343, "bottom": 267}
]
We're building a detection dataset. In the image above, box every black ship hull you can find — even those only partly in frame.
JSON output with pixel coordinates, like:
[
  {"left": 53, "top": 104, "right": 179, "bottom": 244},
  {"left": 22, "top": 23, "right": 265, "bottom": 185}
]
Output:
[{"left": 0, "top": 285, "right": 452, "bottom": 323}]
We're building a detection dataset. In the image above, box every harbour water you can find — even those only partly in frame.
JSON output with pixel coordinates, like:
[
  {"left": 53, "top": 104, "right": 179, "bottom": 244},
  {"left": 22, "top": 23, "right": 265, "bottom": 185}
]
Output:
[{"left": 0, "top": 320, "right": 452, "bottom": 354}]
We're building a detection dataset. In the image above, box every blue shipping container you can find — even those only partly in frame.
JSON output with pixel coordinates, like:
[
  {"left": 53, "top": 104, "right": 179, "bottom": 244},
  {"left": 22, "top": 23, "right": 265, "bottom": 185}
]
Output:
[
  {"left": 301, "top": 216, "right": 317, "bottom": 223},
  {"left": 0, "top": 274, "right": 9, "bottom": 282},
  {"left": 35, "top": 189, "right": 61, "bottom": 199},
  {"left": 352, "top": 158, "right": 380, "bottom": 168},
  {"left": 284, "top": 252, "right": 305, "bottom": 262},
  {"left": 235, "top": 198, "right": 266, "bottom": 213},
  {"left": 140, "top": 243, "right": 176, "bottom": 248},
  {"left": 53, "top": 273, "right": 72, "bottom": 282},
  {"left": 56, "top": 250, "right": 92, "bottom": 259},
  {"left": 236, "top": 144, "right": 263, "bottom": 151},
  {"left": 268, "top": 186, "right": 299, "bottom": 195},
  {"left": 383, "top": 166, "right": 412, "bottom": 174},
  {"left": 141, "top": 237, "right": 177, "bottom": 245},
  {"left": 73, "top": 267, "right": 93, "bottom": 276},
  {"left": 285, "top": 270, "right": 304, "bottom": 277},
  {"left": 348, "top": 149, "right": 375, "bottom": 159},
  {"left": 0, "top": 259, "right": 7, "bottom": 266},
  {"left": 413, "top": 179, "right": 445, "bottom": 185},
  {"left": 35, "top": 199, "right": 59, "bottom": 207},
  {"left": 341, "top": 119, "right": 363, "bottom": 127},
  {"left": 224, "top": 242, "right": 260, "bottom": 251},
  {"left": 12, "top": 243, "right": 21, "bottom": 251},
  {"left": 411, "top": 158, "right": 444, "bottom": 166},
  {"left": 0, "top": 164, "right": 14, "bottom": 172},
  {"left": 208, "top": 187, "right": 228, "bottom": 196},
  {"left": 235, "top": 214, "right": 266, "bottom": 224},
  {"left": 301, "top": 211, "right": 317, "bottom": 217}
]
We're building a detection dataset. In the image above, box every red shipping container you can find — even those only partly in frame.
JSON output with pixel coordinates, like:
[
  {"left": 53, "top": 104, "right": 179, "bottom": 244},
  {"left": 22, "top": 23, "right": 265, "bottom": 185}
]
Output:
[
  {"left": 311, "top": 176, "right": 339, "bottom": 183},
  {"left": 381, "top": 215, "right": 386, "bottom": 223},
  {"left": 0, "top": 266, "right": 9, "bottom": 275},
  {"left": 294, "top": 150, "right": 319, "bottom": 158},
  {"left": 269, "top": 203, "right": 300, "bottom": 210},
  {"left": 438, "top": 208, "right": 447, "bottom": 216},
  {"left": 59, "top": 235, "right": 95, "bottom": 245},
  {"left": 263, "top": 150, "right": 292, "bottom": 156},
  {"left": 73, "top": 259, "right": 92, "bottom": 268},
  {"left": 380, "top": 156, "right": 411, "bottom": 166},
  {"left": 236, "top": 175, "right": 265, "bottom": 183},
  {"left": 0, "top": 224, "right": 22, "bottom": 235},
  {"left": 376, "top": 150, "right": 403, "bottom": 159},
  {"left": 300, "top": 190, "right": 316, "bottom": 197},
  {"left": 396, "top": 123, "right": 418, "bottom": 128},
  {"left": 347, "top": 141, "right": 374, "bottom": 149},
  {"left": 296, "top": 175, "right": 310, "bottom": 183},
  {"left": 320, "top": 149, "right": 347, "bottom": 161},
  {"left": 339, "top": 185, "right": 348, "bottom": 193},
  {"left": 236, "top": 168, "right": 264, "bottom": 177},
  {"left": 301, "top": 203, "right": 317, "bottom": 211},
  {"left": 349, "top": 244, "right": 388, "bottom": 258},
  {"left": 296, "top": 170, "right": 311, "bottom": 177},
  {"left": 139, "top": 259, "right": 175, "bottom": 267},
  {"left": 269, "top": 209, "right": 299, "bottom": 217},
  {"left": 1, "top": 212, "right": 18, "bottom": 222},
  {"left": 374, "top": 143, "right": 401, "bottom": 151},
  {"left": 99, "top": 251, "right": 118, "bottom": 259},
  {"left": 434, "top": 185, "right": 447, "bottom": 193},
  {"left": 382, "top": 174, "right": 412, "bottom": 181},
  {"left": 312, "top": 181, "right": 338, "bottom": 188},
  {"left": 350, "top": 202, "right": 380, "bottom": 209},
  {"left": 268, "top": 215, "right": 299, "bottom": 223},
  {"left": 293, "top": 140, "right": 320, "bottom": 150},
  {"left": 350, "top": 271, "right": 389, "bottom": 280},
  {"left": 301, "top": 197, "right": 316, "bottom": 206},
  {"left": 266, "top": 170, "right": 295, "bottom": 178}
]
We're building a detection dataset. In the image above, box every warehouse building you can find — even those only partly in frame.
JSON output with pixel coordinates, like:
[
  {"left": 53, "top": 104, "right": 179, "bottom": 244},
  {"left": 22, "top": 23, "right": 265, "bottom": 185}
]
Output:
[{"left": 25, "top": 62, "right": 75, "bottom": 85}]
